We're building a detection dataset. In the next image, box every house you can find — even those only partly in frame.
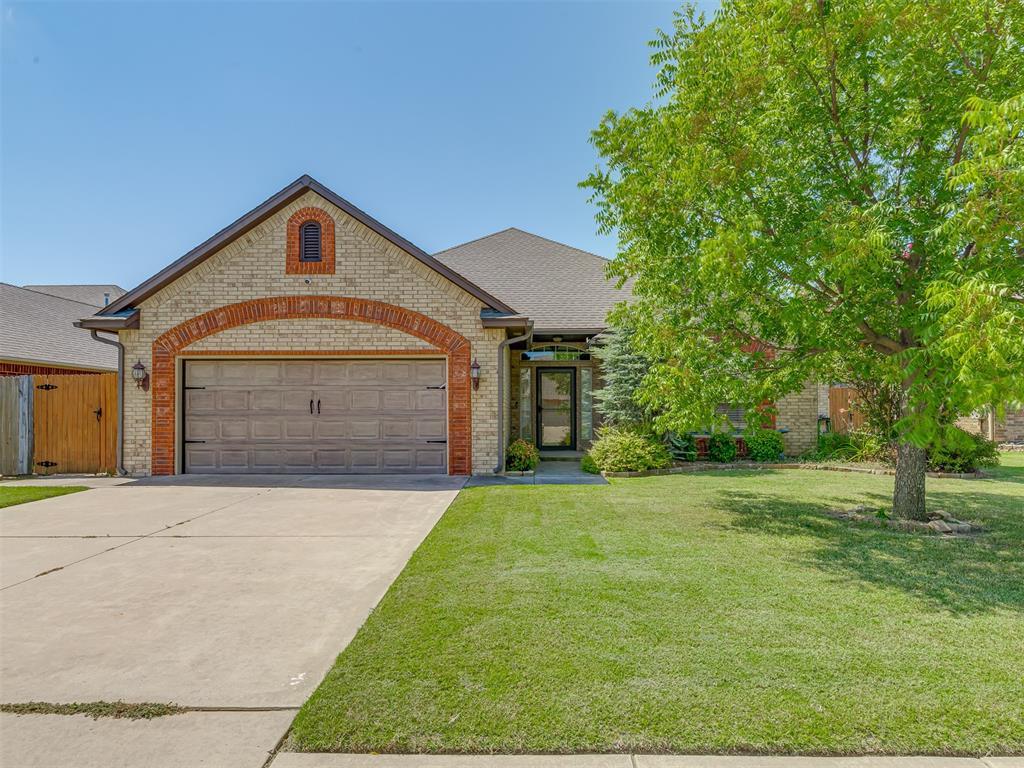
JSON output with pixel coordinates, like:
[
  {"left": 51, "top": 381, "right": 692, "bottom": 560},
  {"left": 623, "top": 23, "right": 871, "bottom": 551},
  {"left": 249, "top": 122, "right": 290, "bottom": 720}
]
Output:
[
  {"left": 78, "top": 175, "right": 821, "bottom": 476},
  {"left": 0, "top": 283, "right": 124, "bottom": 375},
  {"left": 956, "top": 407, "right": 1024, "bottom": 444}
]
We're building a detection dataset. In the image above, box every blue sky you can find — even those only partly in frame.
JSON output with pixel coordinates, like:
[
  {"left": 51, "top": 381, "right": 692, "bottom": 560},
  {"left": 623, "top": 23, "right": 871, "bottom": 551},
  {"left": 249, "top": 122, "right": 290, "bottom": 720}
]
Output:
[{"left": 0, "top": 1, "right": 715, "bottom": 290}]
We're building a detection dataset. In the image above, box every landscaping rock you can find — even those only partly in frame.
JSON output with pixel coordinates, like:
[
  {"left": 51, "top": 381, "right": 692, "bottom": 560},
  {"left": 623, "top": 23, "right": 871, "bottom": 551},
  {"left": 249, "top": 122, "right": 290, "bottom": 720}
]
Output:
[{"left": 928, "top": 519, "right": 954, "bottom": 533}]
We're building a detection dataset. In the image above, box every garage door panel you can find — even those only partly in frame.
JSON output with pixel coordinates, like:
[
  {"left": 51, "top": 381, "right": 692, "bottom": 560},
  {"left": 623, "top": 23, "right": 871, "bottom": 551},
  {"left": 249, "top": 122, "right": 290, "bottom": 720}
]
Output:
[
  {"left": 350, "top": 391, "right": 381, "bottom": 410},
  {"left": 183, "top": 359, "right": 447, "bottom": 474},
  {"left": 416, "top": 390, "right": 445, "bottom": 411},
  {"left": 186, "top": 390, "right": 217, "bottom": 412}
]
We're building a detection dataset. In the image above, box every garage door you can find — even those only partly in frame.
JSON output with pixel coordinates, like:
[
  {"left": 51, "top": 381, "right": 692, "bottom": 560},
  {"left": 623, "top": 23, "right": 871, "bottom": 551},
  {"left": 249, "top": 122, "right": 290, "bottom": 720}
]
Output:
[{"left": 182, "top": 359, "right": 447, "bottom": 474}]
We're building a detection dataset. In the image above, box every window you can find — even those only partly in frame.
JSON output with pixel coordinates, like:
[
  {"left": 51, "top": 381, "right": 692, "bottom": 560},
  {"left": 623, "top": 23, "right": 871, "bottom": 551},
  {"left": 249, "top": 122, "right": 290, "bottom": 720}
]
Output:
[
  {"left": 716, "top": 404, "right": 745, "bottom": 430},
  {"left": 521, "top": 345, "right": 590, "bottom": 361},
  {"left": 300, "top": 221, "right": 322, "bottom": 262},
  {"left": 581, "top": 367, "right": 593, "bottom": 442},
  {"left": 519, "top": 367, "right": 533, "bottom": 440}
]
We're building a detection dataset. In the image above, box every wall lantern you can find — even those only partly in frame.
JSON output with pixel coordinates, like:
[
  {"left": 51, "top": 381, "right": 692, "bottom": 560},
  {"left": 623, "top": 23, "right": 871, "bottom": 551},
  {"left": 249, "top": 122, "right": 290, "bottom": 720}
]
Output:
[
  {"left": 131, "top": 360, "right": 150, "bottom": 391},
  {"left": 470, "top": 358, "right": 481, "bottom": 391}
]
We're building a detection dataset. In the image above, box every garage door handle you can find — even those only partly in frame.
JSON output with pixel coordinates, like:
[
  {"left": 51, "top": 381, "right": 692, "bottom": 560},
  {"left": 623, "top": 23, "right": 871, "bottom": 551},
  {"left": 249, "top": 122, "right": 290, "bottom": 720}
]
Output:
[
  {"left": 309, "top": 399, "right": 313, "bottom": 414},
  {"left": 317, "top": 399, "right": 321, "bottom": 414},
  {"left": 426, "top": 440, "right": 447, "bottom": 444}
]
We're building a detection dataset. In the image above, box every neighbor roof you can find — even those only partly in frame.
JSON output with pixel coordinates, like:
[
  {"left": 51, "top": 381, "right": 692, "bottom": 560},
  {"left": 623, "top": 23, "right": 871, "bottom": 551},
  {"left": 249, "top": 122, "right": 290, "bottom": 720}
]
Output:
[
  {"left": 0, "top": 284, "right": 118, "bottom": 371},
  {"left": 433, "top": 228, "right": 631, "bottom": 332},
  {"left": 25, "top": 284, "right": 125, "bottom": 307},
  {"left": 98, "top": 175, "right": 515, "bottom": 318}
]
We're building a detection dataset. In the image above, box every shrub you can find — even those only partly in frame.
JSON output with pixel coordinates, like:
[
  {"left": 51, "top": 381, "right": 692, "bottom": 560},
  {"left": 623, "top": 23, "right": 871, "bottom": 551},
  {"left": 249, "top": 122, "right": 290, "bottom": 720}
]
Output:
[
  {"left": 665, "top": 431, "right": 698, "bottom": 462},
  {"left": 588, "top": 427, "right": 671, "bottom": 472},
  {"left": 707, "top": 431, "right": 737, "bottom": 462},
  {"left": 505, "top": 438, "right": 540, "bottom": 471},
  {"left": 848, "top": 429, "right": 895, "bottom": 464},
  {"left": 814, "top": 431, "right": 855, "bottom": 460},
  {"left": 744, "top": 426, "right": 785, "bottom": 462},
  {"left": 580, "top": 453, "right": 600, "bottom": 474},
  {"left": 927, "top": 427, "right": 999, "bottom": 473}
]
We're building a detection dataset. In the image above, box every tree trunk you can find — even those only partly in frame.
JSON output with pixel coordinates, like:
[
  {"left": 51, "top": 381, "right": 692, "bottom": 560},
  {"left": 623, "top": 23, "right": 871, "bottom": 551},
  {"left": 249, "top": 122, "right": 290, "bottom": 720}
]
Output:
[{"left": 893, "top": 441, "right": 927, "bottom": 520}]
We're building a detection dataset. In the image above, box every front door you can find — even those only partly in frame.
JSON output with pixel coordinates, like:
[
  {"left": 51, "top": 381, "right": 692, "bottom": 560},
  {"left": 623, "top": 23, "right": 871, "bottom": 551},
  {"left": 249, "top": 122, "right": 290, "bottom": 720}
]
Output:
[{"left": 537, "top": 368, "right": 576, "bottom": 450}]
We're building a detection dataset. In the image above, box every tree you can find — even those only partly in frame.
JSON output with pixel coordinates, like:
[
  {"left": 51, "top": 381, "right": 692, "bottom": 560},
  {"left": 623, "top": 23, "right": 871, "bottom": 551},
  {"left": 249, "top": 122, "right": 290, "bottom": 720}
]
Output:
[
  {"left": 592, "top": 324, "right": 654, "bottom": 427},
  {"left": 584, "top": 0, "right": 1024, "bottom": 519}
]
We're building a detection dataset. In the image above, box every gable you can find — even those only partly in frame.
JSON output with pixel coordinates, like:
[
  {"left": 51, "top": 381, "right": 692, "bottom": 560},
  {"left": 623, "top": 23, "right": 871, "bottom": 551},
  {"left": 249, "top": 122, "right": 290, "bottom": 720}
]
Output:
[{"left": 98, "top": 176, "right": 514, "bottom": 319}]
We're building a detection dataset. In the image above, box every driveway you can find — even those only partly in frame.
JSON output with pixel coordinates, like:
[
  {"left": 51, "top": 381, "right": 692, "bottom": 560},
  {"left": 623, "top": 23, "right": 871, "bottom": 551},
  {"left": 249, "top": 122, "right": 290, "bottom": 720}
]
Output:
[{"left": 0, "top": 474, "right": 463, "bottom": 767}]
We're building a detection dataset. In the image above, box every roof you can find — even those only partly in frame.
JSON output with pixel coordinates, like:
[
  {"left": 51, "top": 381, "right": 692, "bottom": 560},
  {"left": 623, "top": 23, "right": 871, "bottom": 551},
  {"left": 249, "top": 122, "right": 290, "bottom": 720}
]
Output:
[
  {"left": 99, "top": 175, "right": 515, "bottom": 317},
  {"left": 24, "top": 284, "right": 125, "bottom": 307},
  {"left": 433, "top": 228, "right": 632, "bottom": 332},
  {"left": 0, "top": 284, "right": 118, "bottom": 371}
]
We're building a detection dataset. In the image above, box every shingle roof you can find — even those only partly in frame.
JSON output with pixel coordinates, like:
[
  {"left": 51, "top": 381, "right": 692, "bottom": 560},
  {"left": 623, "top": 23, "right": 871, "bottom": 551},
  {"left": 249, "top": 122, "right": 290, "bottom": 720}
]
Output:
[
  {"left": 24, "top": 284, "right": 125, "bottom": 307},
  {"left": 433, "top": 228, "right": 631, "bottom": 331},
  {"left": 0, "top": 284, "right": 118, "bottom": 371}
]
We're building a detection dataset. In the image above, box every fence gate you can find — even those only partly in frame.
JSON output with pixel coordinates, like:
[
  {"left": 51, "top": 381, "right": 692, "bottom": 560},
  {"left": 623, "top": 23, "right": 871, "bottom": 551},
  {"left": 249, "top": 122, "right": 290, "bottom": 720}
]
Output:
[
  {"left": 829, "top": 386, "right": 867, "bottom": 434},
  {"left": 32, "top": 374, "right": 117, "bottom": 475}
]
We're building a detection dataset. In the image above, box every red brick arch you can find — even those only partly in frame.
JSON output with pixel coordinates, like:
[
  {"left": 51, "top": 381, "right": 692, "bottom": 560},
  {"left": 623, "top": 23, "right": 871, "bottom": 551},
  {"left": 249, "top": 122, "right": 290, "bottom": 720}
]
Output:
[
  {"left": 286, "top": 207, "right": 336, "bottom": 274},
  {"left": 150, "top": 296, "right": 472, "bottom": 476}
]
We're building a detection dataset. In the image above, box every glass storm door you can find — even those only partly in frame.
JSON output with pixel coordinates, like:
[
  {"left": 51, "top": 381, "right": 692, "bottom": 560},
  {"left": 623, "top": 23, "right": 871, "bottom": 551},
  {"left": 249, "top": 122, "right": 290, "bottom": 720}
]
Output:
[{"left": 537, "top": 369, "right": 576, "bottom": 449}]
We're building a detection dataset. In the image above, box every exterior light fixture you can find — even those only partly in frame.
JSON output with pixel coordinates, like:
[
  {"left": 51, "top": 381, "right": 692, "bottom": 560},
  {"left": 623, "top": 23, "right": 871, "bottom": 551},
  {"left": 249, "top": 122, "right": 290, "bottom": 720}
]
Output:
[
  {"left": 470, "top": 358, "right": 481, "bottom": 391},
  {"left": 131, "top": 360, "right": 150, "bottom": 391}
]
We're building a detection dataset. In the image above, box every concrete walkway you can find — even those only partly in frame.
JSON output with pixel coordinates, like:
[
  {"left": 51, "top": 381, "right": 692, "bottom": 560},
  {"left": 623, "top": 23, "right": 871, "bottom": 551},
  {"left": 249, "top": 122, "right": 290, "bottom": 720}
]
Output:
[
  {"left": 0, "top": 474, "right": 463, "bottom": 768},
  {"left": 269, "top": 755, "right": 1022, "bottom": 767},
  {"left": 466, "top": 460, "right": 607, "bottom": 486}
]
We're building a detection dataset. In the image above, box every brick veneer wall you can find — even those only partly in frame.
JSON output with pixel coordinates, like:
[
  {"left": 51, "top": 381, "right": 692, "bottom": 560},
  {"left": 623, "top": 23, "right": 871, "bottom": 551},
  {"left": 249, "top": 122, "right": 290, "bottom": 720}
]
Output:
[
  {"left": 776, "top": 380, "right": 822, "bottom": 455},
  {"left": 117, "top": 190, "right": 504, "bottom": 475}
]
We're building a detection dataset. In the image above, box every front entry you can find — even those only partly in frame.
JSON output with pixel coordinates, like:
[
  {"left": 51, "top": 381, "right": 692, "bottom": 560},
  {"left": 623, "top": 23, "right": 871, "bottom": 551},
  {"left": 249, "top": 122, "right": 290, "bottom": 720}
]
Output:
[{"left": 536, "top": 368, "right": 576, "bottom": 450}]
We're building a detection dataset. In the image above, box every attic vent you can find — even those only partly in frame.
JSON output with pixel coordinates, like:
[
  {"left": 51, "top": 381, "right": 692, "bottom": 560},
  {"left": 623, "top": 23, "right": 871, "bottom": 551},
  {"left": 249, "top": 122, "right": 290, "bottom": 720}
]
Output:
[{"left": 300, "top": 221, "right": 322, "bottom": 262}]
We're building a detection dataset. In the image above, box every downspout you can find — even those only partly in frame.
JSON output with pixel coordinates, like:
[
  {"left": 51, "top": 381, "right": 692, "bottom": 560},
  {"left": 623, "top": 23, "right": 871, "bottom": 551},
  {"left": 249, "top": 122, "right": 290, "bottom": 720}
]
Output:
[
  {"left": 90, "top": 330, "right": 127, "bottom": 476},
  {"left": 493, "top": 324, "right": 534, "bottom": 473}
]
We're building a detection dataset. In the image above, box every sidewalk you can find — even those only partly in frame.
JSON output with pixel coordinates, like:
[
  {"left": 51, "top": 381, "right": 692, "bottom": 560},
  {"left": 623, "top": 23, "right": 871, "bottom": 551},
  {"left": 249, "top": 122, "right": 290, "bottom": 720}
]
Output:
[{"left": 271, "top": 755, "right": 1022, "bottom": 767}]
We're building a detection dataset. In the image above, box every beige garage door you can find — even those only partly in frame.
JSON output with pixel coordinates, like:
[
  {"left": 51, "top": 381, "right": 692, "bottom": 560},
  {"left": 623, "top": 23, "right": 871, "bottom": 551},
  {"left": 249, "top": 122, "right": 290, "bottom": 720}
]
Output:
[{"left": 182, "top": 359, "right": 447, "bottom": 474}]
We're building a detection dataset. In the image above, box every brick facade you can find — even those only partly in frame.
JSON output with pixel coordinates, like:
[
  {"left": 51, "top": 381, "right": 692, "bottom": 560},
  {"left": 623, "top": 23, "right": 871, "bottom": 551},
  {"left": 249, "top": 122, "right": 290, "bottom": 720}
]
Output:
[
  {"left": 957, "top": 408, "right": 1024, "bottom": 443},
  {"left": 775, "top": 380, "right": 823, "bottom": 455},
  {"left": 118, "top": 190, "right": 504, "bottom": 475}
]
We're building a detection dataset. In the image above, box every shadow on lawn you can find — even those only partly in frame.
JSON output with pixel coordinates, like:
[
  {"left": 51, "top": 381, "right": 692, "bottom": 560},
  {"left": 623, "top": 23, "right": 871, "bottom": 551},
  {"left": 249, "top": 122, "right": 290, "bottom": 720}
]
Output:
[{"left": 717, "top": 482, "right": 1024, "bottom": 615}]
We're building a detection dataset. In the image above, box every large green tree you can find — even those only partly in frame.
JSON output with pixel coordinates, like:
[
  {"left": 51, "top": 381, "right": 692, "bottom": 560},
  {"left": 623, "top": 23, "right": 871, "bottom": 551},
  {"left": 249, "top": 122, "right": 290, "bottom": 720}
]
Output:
[{"left": 584, "top": 0, "right": 1024, "bottom": 519}]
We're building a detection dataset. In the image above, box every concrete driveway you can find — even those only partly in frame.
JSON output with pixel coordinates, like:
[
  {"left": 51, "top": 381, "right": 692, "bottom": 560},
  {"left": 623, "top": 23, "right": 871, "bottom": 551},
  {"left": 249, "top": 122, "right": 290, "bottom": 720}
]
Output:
[{"left": 0, "top": 474, "right": 463, "bottom": 767}]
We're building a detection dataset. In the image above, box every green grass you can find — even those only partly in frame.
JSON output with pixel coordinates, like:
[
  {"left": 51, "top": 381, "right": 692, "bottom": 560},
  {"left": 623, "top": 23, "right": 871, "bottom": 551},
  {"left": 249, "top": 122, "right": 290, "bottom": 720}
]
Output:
[
  {"left": 291, "top": 458, "right": 1024, "bottom": 755},
  {"left": 0, "top": 486, "right": 86, "bottom": 508}
]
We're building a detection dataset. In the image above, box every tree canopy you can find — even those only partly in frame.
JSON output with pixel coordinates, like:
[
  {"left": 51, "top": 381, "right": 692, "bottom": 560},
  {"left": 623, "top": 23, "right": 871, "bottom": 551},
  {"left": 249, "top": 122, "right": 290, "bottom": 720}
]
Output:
[{"left": 584, "top": 0, "right": 1024, "bottom": 517}]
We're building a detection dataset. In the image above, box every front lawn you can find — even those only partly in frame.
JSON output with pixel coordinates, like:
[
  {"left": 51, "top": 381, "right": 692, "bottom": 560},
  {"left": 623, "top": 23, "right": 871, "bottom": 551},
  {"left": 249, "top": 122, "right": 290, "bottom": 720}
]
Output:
[
  {"left": 0, "top": 485, "right": 86, "bottom": 508},
  {"left": 291, "top": 460, "right": 1024, "bottom": 755}
]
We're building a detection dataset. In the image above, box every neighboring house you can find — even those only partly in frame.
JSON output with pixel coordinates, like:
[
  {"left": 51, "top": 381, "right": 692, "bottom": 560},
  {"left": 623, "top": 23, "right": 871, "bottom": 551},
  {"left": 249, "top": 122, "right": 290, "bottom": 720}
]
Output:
[
  {"left": 23, "top": 284, "right": 125, "bottom": 308},
  {"left": 0, "top": 283, "right": 122, "bottom": 375},
  {"left": 956, "top": 407, "right": 1024, "bottom": 444},
  {"left": 78, "top": 175, "right": 821, "bottom": 476}
]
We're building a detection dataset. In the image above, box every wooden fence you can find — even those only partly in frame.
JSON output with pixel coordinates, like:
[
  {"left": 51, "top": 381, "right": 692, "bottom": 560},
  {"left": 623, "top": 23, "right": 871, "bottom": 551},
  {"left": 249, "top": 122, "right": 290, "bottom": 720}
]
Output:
[
  {"left": 0, "top": 373, "right": 117, "bottom": 475},
  {"left": 829, "top": 386, "right": 867, "bottom": 434}
]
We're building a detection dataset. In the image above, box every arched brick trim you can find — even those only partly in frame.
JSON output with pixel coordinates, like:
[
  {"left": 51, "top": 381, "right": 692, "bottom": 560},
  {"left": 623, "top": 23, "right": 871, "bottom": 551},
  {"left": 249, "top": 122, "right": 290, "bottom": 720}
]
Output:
[
  {"left": 286, "top": 208, "right": 335, "bottom": 274},
  {"left": 151, "top": 296, "right": 472, "bottom": 476}
]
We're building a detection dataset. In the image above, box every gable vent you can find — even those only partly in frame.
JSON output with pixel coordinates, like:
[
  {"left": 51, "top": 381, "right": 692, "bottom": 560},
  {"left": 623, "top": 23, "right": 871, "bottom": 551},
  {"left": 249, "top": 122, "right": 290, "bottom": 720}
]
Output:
[{"left": 300, "top": 221, "right": 322, "bottom": 262}]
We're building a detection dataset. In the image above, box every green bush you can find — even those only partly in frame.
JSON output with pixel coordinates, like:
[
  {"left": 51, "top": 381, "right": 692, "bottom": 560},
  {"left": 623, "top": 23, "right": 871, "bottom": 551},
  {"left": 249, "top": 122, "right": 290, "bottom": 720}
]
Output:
[
  {"left": 814, "top": 431, "right": 855, "bottom": 460},
  {"left": 505, "top": 438, "right": 540, "bottom": 471},
  {"left": 665, "top": 431, "right": 698, "bottom": 462},
  {"left": 927, "top": 427, "right": 1000, "bottom": 473},
  {"left": 588, "top": 427, "right": 671, "bottom": 473},
  {"left": 848, "top": 429, "right": 895, "bottom": 464},
  {"left": 707, "top": 431, "right": 738, "bottom": 462},
  {"left": 744, "top": 427, "right": 785, "bottom": 462},
  {"left": 580, "top": 453, "right": 600, "bottom": 474}
]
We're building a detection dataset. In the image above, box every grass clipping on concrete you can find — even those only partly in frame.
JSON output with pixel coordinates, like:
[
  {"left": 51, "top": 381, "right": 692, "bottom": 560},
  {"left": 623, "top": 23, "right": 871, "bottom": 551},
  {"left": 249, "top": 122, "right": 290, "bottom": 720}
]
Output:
[
  {"left": 291, "top": 453, "right": 1024, "bottom": 755},
  {"left": 1, "top": 701, "right": 187, "bottom": 720}
]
